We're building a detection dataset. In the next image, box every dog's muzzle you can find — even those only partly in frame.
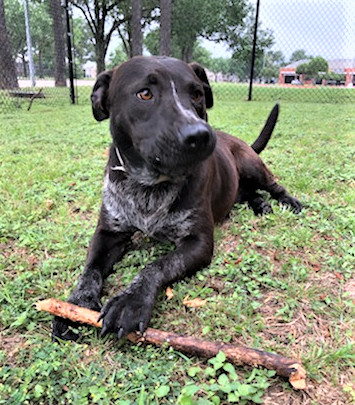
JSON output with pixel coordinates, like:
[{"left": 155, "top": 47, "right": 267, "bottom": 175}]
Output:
[
  {"left": 178, "top": 122, "right": 215, "bottom": 151},
  {"left": 148, "top": 121, "right": 216, "bottom": 177}
]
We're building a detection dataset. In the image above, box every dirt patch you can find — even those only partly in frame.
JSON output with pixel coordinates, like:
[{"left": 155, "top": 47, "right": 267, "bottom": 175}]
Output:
[
  {"left": 1, "top": 240, "right": 40, "bottom": 278},
  {"left": 0, "top": 332, "right": 27, "bottom": 367},
  {"left": 264, "top": 376, "right": 354, "bottom": 405},
  {"left": 343, "top": 278, "right": 355, "bottom": 302}
]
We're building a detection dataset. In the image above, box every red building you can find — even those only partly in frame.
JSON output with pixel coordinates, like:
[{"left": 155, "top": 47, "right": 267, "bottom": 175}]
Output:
[{"left": 279, "top": 59, "right": 355, "bottom": 87}]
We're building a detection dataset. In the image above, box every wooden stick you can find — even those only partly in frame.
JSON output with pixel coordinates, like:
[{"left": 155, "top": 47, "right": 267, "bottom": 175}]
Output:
[
  {"left": 27, "top": 88, "right": 44, "bottom": 111},
  {"left": 36, "top": 299, "right": 306, "bottom": 389}
]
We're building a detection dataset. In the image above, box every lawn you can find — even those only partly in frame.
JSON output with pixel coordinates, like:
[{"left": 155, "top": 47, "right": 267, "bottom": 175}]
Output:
[{"left": 0, "top": 89, "right": 354, "bottom": 404}]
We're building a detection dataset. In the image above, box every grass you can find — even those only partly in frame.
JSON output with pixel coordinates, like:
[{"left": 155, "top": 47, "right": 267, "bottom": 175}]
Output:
[{"left": 0, "top": 88, "right": 354, "bottom": 404}]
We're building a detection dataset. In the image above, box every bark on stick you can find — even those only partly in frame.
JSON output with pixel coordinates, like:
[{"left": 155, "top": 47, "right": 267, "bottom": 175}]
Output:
[{"left": 36, "top": 299, "right": 306, "bottom": 389}]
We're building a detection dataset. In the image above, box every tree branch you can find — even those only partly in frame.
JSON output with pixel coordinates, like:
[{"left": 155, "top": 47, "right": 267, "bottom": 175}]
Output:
[{"left": 71, "top": 2, "right": 97, "bottom": 36}]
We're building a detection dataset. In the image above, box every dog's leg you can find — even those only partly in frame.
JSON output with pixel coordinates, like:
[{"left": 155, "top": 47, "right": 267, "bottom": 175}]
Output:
[
  {"left": 240, "top": 156, "right": 302, "bottom": 214},
  {"left": 247, "top": 191, "right": 273, "bottom": 215},
  {"left": 52, "top": 227, "right": 132, "bottom": 341},
  {"left": 263, "top": 176, "right": 303, "bottom": 213},
  {"left": 99, "top": 231, "right": 214, "bottom": 339}
]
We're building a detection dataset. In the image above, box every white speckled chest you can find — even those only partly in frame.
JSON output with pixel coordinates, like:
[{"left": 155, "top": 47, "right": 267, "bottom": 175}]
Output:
[{"left": 103, "top": 174, "right": 196, "bottom": 242}]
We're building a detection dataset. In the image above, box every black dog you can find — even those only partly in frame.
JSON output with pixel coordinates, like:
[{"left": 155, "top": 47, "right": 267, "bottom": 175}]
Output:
[{"left": 52, "top": 56, "right": 302, "bottom": 341}]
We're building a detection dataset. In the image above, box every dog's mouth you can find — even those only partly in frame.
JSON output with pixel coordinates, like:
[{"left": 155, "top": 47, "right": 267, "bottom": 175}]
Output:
[
  {"left": 147, "top": 134, "right": 216, "bottom": 179},
  {"left": 145, "top": 124, "right": 217, "bottom": 175},
  {"left": 113, "top": 124, "right": 216, "bottom": 185}
]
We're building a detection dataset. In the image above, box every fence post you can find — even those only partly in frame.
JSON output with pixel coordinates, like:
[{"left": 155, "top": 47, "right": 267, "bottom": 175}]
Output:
[
  {"left": 248, "top": 0, "right": 260, "bottom": 101},
  {"left": 64, "top": 0, "right": 75, "bottom": 104}
]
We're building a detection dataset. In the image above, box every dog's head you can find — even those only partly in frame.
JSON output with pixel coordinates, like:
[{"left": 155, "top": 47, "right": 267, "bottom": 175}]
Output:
[{"left": 91, "top": 56, "right": 216, "bottom": 184}]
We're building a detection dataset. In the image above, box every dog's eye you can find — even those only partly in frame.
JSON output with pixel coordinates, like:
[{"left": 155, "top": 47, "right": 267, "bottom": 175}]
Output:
[
  {"left": 191, "top": 91, "right": 203, "bottom": 103},
  {"left": 137, "top": 89, "right": 153, "bottom": 101}
]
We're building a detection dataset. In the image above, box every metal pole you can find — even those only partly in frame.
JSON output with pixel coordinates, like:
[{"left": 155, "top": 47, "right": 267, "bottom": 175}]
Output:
[
  {"left": 64, "top": 0, "right": 75, "bottom": 104},
  {"left": 24, "top": 0, "right": 36, "bottom": 87},
  {"left": 248, "top": 0, "right": 260, "bottom": 101}
]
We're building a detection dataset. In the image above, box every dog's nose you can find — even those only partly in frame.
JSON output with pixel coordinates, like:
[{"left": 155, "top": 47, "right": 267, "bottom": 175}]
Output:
[{"left": 179, "top": 123, "right": 212, "bottom": 150}]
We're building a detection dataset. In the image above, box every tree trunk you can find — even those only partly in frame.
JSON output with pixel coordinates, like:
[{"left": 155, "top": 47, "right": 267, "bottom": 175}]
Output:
[
  {"left": 21, "top": 53, "right": 27, "bottom": 77},
  {"left": 159, "top": 0, "right": 172, "bottom": 56},
  {"left": 95, "top": 36, "right": 106, "bottom": 74},
  {"left": 0, "top": 0, "right": 19, "bottom": 89},
  {"left": 181, "top": 44, "right": 193, "bottom": 63},
  {"left": 49, "top": 0, "right": 67, "bottom": 87},
  {"left": 38, "top": 50, "right": 44, "bottom": 78},
  {"left": 131, "top": 0, "right": 142, "bottom": 57}
]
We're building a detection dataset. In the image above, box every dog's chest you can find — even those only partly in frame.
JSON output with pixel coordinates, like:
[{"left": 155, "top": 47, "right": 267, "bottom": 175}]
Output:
[{"left": 103, "top": 175, "right": 195, "bottom": 241}]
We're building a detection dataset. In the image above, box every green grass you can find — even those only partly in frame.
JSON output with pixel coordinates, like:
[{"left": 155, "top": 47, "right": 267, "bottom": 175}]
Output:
[
  {"left": 2, "top": 82, "right": 355, "bottom": 114},
  {"left": 0, "top": 93, "right": 354, "bottom": 404},
  {"left": 211, "top": 82, "right": 355, "bottom": 104}
]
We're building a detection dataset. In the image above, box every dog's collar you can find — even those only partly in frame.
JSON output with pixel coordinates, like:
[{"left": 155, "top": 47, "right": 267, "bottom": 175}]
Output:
[
  {"left": 111, "top": 147, "right": 126, "bottom": 172},
  {"left": 111, "top": 146, "right": 173, "bottom": 185}
]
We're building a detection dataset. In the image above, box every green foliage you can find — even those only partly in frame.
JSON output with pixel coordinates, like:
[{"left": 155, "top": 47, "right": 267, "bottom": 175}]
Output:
[
  {"left": 289, "top": 49, "right": 311, "bottom": 63},
  {"left": 296, "top": 56, "right": 329, "bottom": 80},
  {"left": 260, "top": 50, "right": 286, "bottom": 81},
  {"left": 230, "top": 17, "right": 274, "bottom": 80},
  {"left": 72, "top": 18, "right": 95, "bottom": 74},
  {"left": 177, "top": 352, "right": 276, "bottom": 404},
  {"left": 307, "top": 56, "right": 328, "bottom": 74},
  {"left": 107, "top": 43, "right": 129, "bottom": 69},
  {"left": 5, "top": 0, "right": 54, "bottom": 76},
  {"left": 147, "top": 0, "right": 254, "bottom": 62}
]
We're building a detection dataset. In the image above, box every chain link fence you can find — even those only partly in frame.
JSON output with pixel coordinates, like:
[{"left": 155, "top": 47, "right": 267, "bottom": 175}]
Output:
[{"left": 1, "top": 0, "right": 354, "bottom": 113}]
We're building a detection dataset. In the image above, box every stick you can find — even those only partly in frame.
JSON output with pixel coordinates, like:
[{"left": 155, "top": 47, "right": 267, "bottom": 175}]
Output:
[
  {"left": 27, "top": 88, "right": 44, "bottom": 111},
  {"left": 36, "top": 299, "right": 306, "bottom": 389}
]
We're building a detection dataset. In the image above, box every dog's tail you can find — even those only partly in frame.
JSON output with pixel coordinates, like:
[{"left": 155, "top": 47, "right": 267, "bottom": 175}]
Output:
[{"left": 251, "top": 103, "right": 279, "bottom": 154}]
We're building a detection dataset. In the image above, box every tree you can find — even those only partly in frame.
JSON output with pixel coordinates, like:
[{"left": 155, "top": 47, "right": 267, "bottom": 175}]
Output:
[
  {"left": 116, "top": 0, "right": 157, "bottom": 58},
  {"left": 131, "top": 0, "right": 142, "bottom": 56},
  {"left": 145, "top": 0, "right": 253, "bottom": 63},
  {"left": 307, "top": 57, "right": 328, "bottom": 74},
  {"left": 107, "top": 43, "right": 128, "bottom": 69},
  {"left": 260, "top": 50, "right": 286, "bottom": 82},
  {"left": 72, "top": 0, "right": 158, "bottom": 72},
  {"left": 159, "top": 0, "right": 171, "bottom": 56},
  {"left": 230, "top": 16, "right": 274, "bottom": 81},
  {"left": 49, "top": 0, "right": 66, "bottom": 86},
  {"left": 296, "top": 56, "right": 328, "bottom": 81},
  {"left": 289, "top": 49, "right": 310, "bottom": 63},
  {"left": 3, "top": 0, "right": 26, "bottom": 76},
  {"left": 171, "top": 0, "right": 221, "bottom": 62},
  {"left": 0, "top": 0, "right": 18, "bottom": 89},
  {"left": 30, "top": 3, "right": 53, "bottom": 78},
  {"left": 5, "top": 0, "right": 57, "bottom": 79},
  {"left": 72, "top": 17, "right": 95, "bottom": 75},
  {"left": 71, "top": 0, "right": 126, "bottom": 73}
]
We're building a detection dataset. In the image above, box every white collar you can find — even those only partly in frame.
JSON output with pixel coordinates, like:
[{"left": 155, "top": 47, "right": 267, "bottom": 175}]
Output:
[{"left": 111, "top": 147, "right": 126, "bottom": 172}]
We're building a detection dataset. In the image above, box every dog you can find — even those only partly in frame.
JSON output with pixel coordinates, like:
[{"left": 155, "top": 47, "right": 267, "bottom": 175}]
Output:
[{"left": 52, "top": 56, "right": 302, "bottom": 341}]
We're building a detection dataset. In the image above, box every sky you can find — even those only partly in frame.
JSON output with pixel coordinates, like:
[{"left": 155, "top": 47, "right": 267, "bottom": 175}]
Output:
[
  {"left": 257, "top": 0, "right": 355, "bottom": 61},
  {"left": 203, "top": 0, "right": 355, "bottom": 62}
]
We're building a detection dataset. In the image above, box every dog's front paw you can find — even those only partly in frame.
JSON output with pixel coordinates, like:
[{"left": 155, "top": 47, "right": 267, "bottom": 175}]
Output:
[
  {"left": 52, "top": 296, "right": 102, "bottom": 342},
  {"left": 52, "top": 316, "right": 81, "bottom": 342},
  {"left": 279, "top": 195, "right": 303, "bottom": 213},
  {"left": 99, "top": 287, "right": 155, "bottom": 339}
]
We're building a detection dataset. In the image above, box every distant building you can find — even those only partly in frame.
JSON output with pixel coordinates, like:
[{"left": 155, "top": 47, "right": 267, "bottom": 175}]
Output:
[
  {"left": 278, "top": 59, "right": 309, "bottom": 84},
  {"left": 83, "top": 61, "right": 97, "bottom": 78},
  {"left": 278, "top": 59, "right": 355, "bottom": 86}
]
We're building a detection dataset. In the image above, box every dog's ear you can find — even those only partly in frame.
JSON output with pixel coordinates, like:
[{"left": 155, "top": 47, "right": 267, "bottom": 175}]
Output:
[
  {"left": 91, "top": 70, "right": 113, "bottom": 121},
  {"left": 189, "top": 62, "right": 213, "bottom": 109}
]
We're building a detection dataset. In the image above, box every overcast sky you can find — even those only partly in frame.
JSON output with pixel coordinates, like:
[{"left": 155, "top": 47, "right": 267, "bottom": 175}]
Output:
[
  {"left": 205, "top": 0, "right": 355, "bottom": 62},
  {"left": 259, "top": 0, "right": 355, "bottom": 60}
]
